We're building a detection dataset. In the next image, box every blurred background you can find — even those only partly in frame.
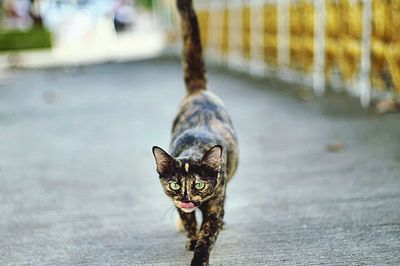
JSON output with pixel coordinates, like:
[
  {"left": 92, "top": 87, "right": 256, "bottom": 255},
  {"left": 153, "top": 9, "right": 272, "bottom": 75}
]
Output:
[
  {"left": 1, "top": 1, "right": 399, "bottom": 265},
  {"left": 1, "top": 0, "right": 400, "bottom": 106},
  {"left": 0, "top": 0, "right": 166, "bottom": 67}
]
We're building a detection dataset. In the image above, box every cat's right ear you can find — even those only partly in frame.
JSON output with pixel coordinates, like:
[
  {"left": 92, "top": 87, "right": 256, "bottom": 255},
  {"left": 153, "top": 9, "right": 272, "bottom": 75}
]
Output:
[{"left": 152, "top": 146, "right": 175, "bottom": 176}]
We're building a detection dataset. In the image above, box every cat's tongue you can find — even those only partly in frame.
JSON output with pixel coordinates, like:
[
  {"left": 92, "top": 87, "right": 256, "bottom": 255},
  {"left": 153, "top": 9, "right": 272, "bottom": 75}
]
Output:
[{"left": 180, "top": 202, "right": 195, "bottom": 209}]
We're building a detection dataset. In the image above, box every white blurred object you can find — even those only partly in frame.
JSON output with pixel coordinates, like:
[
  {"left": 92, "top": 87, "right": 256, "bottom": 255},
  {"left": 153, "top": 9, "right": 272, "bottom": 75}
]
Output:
[
  {"left": 2, "top": 0, "right": 32, "bottom": 30},
  {"left": 113, "top": 0, "right": 136, "bottom": 32},
  {"left": 40, "top": 0, "right": 116, "bottom": 45}
]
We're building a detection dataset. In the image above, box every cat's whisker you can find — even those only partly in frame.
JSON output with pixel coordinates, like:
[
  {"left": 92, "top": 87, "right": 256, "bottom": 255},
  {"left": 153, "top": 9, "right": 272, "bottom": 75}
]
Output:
[
  {"left": 169, "top": 205, "right": 177, "bottom": 226},
  {"left": 161, "top": 204, "right": 176, "bottom": 220}
]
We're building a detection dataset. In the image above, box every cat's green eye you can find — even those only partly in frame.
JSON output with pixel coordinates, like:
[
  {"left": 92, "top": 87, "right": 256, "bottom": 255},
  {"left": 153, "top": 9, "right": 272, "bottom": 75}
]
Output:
[
  {"left": 195, "top": 181, "right": 206, "bottom": 190},
  {"left": 170, "top": 182, "right": 181, "bottom": 191}
]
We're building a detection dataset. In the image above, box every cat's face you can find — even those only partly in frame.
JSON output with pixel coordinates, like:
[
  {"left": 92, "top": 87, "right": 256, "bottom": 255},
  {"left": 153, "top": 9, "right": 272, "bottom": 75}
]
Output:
[{"left": 152, "top": 145, "right": 222, "bottom": 213}]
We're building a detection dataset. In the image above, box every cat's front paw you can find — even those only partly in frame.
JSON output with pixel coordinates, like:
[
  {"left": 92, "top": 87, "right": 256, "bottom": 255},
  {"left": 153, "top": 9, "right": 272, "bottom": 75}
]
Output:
[
  {"left": 190, "top": 257, "right": 209, "bottom": 266},
  {"left": 186, "top": 238, "right": 197, "bottom": 251}
]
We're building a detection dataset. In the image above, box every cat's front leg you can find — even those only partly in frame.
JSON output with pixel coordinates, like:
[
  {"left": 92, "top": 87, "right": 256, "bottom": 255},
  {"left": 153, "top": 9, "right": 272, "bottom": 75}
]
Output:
[
  {"left": 191, "top": 203, "right": 224, "bottom": 266},
  {"left": 177, "top": 209, "right": 198, "bottom": 251}
]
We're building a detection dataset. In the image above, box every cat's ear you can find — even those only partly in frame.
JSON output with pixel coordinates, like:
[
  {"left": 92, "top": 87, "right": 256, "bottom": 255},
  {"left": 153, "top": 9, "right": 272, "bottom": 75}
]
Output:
[
  {"left": 152, "top": 146, "right": 175, "bottom": 176},
  {"left": 201, "top": 145, "right": 223, "bottom": 170}
]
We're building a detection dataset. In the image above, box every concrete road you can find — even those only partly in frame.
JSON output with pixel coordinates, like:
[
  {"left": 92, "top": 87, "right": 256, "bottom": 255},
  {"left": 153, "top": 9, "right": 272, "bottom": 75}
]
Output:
[{"left": 0, "top": 59, "right": 399, "bottom": 265}]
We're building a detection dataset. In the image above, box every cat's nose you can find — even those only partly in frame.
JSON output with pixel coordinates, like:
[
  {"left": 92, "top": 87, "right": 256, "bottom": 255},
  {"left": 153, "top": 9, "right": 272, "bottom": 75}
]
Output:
[{"left": 182, "top": 194, "right": 190, "bottom": 202}]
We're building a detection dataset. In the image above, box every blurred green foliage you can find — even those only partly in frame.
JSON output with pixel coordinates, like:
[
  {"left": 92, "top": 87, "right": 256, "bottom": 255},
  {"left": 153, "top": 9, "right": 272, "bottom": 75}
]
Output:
[
  {"left": 0, "top": 27, "right": 52, "bottom": 51},
  {"left": 136, "top": 0, "right": 153, "bottom": 10}
]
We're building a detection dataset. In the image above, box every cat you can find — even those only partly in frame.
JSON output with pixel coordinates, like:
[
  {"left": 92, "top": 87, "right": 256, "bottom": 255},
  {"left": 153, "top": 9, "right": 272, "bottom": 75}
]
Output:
[{"left": 151, "top": 0, "right": 239, "bottom": 265}]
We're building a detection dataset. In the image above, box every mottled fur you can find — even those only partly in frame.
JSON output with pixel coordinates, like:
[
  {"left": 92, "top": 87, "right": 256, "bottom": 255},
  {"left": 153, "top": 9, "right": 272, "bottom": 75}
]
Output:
[{"left": 152, "top": 0, "right": 238, "bottom": 265}]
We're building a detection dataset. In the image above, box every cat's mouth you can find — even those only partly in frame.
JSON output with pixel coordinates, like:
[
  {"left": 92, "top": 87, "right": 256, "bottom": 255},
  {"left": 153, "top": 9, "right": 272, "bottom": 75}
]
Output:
[{"left": 179, "top": 201, "right": 197, "bottom": 213}]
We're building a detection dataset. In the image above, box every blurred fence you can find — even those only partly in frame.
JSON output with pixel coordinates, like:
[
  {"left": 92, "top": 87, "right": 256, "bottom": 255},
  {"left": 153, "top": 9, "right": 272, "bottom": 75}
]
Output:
[{"left": 158, "top": 0, "right": 400, "bottom": 106}]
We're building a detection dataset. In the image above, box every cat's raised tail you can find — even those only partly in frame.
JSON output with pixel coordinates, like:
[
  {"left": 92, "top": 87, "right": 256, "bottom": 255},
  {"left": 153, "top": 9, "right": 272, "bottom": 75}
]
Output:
[{"left": 176, "top": 0, "right": 207, "bottom": 95}]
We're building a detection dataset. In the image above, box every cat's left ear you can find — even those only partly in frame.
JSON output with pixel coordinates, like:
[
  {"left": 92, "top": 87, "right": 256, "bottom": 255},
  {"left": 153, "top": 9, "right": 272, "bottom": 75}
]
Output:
[
  {"left": 152, "top": 146, "right": 175, "bottom": 176},
  {"left": 201, "top": 145, "right": 223, "bottom": 169}
]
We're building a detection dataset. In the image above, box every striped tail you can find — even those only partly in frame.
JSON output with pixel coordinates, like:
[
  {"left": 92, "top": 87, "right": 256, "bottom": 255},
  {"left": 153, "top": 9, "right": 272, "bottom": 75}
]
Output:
[{"left": 176, "top": 0, "right": 207, "bottom": 94}]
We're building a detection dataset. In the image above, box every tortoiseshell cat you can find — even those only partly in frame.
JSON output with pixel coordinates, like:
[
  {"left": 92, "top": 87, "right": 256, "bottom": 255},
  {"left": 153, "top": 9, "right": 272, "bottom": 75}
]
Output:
[{"left": 152, "top": 0, "right": 238, "bottom": 265}]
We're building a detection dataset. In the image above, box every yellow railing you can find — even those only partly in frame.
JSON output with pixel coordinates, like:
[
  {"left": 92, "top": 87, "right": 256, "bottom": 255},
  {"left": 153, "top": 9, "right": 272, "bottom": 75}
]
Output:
[{"left": 160, "top": 0, "right": 400, "bottom": 106}]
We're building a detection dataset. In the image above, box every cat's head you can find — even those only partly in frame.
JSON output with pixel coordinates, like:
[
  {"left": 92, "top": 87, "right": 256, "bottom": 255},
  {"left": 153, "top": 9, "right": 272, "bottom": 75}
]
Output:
[{"left": 152, "top": 145, "right": 222, "bottom": 213}]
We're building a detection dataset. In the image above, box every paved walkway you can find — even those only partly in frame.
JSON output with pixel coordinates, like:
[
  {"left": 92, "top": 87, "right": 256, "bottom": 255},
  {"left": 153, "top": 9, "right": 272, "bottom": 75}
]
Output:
[{"left": 0, "top": 59, "right": 399, "bottom": 265}]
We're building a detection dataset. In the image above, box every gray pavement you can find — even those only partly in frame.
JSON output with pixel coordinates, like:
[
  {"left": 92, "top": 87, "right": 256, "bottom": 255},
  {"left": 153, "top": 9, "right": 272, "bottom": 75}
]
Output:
[{"left": 0, "top": 59, "right": 399, "bottom": 265}]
